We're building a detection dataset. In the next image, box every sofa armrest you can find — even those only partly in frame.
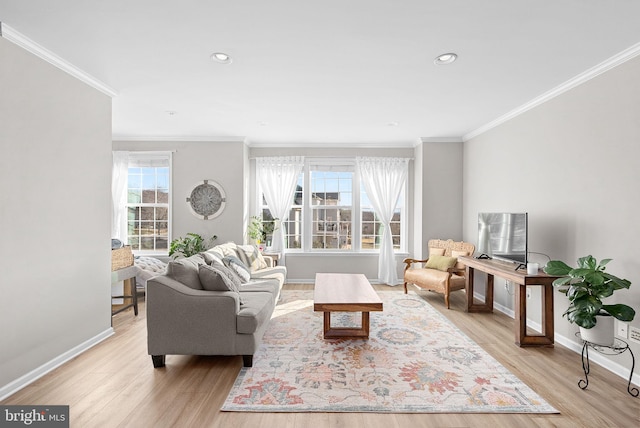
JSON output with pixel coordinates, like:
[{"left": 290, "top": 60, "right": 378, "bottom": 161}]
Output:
[{"left": 146, "top": 275, "right": 242, "bottom": 356}]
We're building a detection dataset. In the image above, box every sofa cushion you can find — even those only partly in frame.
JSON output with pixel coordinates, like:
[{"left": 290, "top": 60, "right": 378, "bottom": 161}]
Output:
[
  {"left": 201, "top": 250, "right": 223, "bottom": 266},
  {"left": 198, "top": 264, "right": 242, "bottom": 293},
  {"left": 250, "top": 266, "right": 286, "bottom": 287},
  {"left": 236, "top": 245, "right": 268, "bottom": 272},
  {"left": 165, "top": 254, "right": 205, "bottom": 289},
  {"left": 239, "top": 278, "right": 280, "bottom": 296},
  {"left": 236, "top": 292, "right": 274, "bottom": 334},
  {"left": 222, "top": 255, "right": 251, "bottom": 283}
]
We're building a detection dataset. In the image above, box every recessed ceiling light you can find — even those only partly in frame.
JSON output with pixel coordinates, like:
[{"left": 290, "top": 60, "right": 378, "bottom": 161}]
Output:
[
  {"left": 388, "top": 121, "right": 399, "bottom": 127},
  {"left": 211, "top": 52, "right": 232, "bottom": 64},
  {"left": 166, "top": 110, "right": 177, "bottom": 116},
  {"left": 434, "top": 53, "right": 457, "bottom": 65}
]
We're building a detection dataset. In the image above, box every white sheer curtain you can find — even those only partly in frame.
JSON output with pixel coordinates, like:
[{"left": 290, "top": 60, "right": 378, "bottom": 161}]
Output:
[
  {"left": 111, "top": 151, "right": 129, "bottom": 241},
  {"left": 256, "top": 156, "right": 304, "bottom": 264},
  {"left": 357, "top": 157, "right": 409, "bottom": 285}
]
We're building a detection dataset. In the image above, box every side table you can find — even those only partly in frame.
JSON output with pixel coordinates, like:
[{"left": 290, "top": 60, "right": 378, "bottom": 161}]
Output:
[
  {"left": 262, "top": 252, "right": 281, "bottom": 266},
  {"left": 111, "top": 265, "right": 139, "bottom": 316},
  {"left": 577, "top": 333, "right": 638, "bottom": 397}
]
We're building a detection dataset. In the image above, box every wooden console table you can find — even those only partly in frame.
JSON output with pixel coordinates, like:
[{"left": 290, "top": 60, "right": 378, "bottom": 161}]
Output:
[{"left": 459, "top": 256, "right": 560, "bottom": 347}]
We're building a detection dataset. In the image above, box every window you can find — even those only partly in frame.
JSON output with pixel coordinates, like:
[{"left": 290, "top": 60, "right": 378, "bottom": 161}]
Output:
[
  {"left": 126, "top": 153, "right": 171, "bottom": 253},
  {"left": 361, "top": 186, "right": 404, "bottom": 250},
  {"left": 258, "top": 175, "right": 303, "bottom": 249},
  {"left": 310, "top": 167, "right": 353, "bottom": 249},
  {"left": 257, "top": 158, "right": 406, "bottom": 252}
]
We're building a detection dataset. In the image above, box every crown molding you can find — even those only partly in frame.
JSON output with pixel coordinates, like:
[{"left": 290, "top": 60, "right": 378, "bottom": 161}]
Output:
[
  {"left": 112, "top": 135, "right": 246, "bottom": 142},
  {"left": 244, "top": 139, "right": 418, "bottom": 148},
  {"left": 420, "top": 137, "right": 464, "bottom": 143},
  {"left": 0, "top": 23, "right": 117, "bottom": 98},
  {"left": 463, "top": 41, "right": 640, "bottom": 142}
]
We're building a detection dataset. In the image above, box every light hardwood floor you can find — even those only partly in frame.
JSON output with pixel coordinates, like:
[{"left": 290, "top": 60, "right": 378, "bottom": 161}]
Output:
[{"left": 2, "top": 284, "right": 638, "bottom": 427}]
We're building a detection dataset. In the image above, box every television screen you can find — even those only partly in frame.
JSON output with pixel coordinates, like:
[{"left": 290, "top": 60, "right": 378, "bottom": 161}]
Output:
[{"left": 477, "top": 213, "right": 528, "bottom": 266}]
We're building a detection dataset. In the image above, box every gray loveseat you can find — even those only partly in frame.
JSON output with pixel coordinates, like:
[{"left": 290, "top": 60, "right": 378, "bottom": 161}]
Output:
[{"left": 146, "top": 242, "right": 286, "bottom": 368}]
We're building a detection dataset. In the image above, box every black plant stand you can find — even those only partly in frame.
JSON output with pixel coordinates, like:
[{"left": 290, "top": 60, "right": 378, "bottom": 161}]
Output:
[{"left": 577, "top": 333, "right": 638, "bottom": 397}]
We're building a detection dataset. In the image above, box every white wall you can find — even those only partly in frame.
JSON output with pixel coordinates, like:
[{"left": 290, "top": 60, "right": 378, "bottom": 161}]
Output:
[
  {"left": 112, "top": 141, "right": 248, "bottom": 247},
  {"left": 0, "top": 38, "right": 112, "bottom": 394},
  {"left": 463, "top": 54, "right": 640, "bottom": 376}
]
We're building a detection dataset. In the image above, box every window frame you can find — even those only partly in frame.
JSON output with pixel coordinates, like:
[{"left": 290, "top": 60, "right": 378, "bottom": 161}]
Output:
[
  {"left": 125, "top": 152, "right": 172, "bottom": 256},
  {"left": 255, "top": 157, "right": 407, "bottom": 254}
]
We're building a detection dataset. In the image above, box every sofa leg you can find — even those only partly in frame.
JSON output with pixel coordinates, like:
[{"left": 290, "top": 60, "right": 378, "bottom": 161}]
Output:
[
  {"left": 242, "top": 355, "right": 253, "bottom": 367},
  {"left": 152, "top": 355, "right": 166, "bottom": 368}
]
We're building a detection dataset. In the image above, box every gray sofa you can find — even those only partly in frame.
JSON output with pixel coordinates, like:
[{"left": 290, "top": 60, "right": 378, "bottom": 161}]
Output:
[{"left": 146, "top": 242, "right": 286, "bottom": 368}]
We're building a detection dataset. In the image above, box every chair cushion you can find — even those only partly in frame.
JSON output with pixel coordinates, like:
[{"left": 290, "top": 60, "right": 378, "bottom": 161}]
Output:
[
  {"left": 451, "top": 250, "right": 470, "bottom": 270},
  {"left": 429, "top": 247, "right": 446, "bottom": 256},
  {"left": 425, "top": 255, "right": 457, "bottom": 271},
  {"left": 404, "top": 269, "right": 465, "bottom": 292},
  {"left": 405, "top": 268, "right": 450, "bottom": 288}
]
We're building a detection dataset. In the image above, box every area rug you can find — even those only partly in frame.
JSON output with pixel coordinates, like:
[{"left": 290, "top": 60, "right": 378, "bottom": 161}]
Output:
[{"left": 222, "top": 291, "right": 558, "bottom": 413}]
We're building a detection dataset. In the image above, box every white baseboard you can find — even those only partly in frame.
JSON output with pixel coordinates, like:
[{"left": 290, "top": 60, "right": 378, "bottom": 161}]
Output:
[
  {"left": 0, "top": 328, "right": 115, "bottom": 401},
  {"left": 482, "top": 292, "right": 640, "bottom": 388}
]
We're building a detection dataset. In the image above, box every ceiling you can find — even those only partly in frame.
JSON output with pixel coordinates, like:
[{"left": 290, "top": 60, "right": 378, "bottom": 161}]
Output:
[{"left": 2, "top": 1, "right": 640, "bottom": 146}]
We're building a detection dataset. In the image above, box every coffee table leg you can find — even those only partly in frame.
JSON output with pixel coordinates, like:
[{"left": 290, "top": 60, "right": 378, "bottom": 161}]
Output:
[
  {"left": 362, "top": 312, "right": 370, "bottom": 337},
  {"left": 323, "top": 311, "right": 371, "bottom": 339},
  {"left": 323, "top": 312, "right": 331, "bottom": 338}
]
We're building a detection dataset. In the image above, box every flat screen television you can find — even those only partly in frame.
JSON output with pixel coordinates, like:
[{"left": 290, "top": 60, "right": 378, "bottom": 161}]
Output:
[{"left": 477, "top": 212, "right": 528, "bottom": 269}]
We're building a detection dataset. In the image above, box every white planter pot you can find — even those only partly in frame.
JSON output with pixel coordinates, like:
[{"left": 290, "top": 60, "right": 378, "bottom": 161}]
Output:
[{"left": 579, "top": 315, "right": 615, "bottom": 346}]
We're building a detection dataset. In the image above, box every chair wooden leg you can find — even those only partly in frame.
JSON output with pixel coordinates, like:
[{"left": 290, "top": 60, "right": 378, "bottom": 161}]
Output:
[
  {"left": 444, "top": 293, "right": 450, "bottom": 309},
  {"left": 403, "top": 282, "right": 408, "bottom": 294}
]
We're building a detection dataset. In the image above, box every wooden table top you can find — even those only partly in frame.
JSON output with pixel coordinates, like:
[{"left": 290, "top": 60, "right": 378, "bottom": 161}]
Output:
[{"left": 313, "top": 273, "right": 383, "bottom": 311}]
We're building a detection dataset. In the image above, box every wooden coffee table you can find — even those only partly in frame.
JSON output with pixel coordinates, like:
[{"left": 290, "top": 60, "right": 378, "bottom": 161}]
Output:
[{"left": 313, "top": 273, "right": 383, "bottom": 339}]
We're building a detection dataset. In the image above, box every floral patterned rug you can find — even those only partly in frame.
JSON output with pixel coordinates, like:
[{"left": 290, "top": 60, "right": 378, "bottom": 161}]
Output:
[{"left": 222, "top": 291, "right": 558, "bottom": 413}]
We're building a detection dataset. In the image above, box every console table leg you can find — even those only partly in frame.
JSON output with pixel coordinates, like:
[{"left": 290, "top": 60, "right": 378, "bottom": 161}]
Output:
[{"left": 579, "top": 341, "right": 590, "bottom": 390}]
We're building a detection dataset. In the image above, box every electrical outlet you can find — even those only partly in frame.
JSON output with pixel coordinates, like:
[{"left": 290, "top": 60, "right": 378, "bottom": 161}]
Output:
[
  {"left": 629, "top": 326, "right": 640, "bottom": 344},
  {"left": 616, "top": 320, "right": 629, "bottom": 339}
]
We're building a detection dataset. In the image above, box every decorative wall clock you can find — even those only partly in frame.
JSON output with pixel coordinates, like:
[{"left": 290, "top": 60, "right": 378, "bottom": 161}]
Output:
[{"left": 186, "top": 180, "right": 226, "bottom": 220}]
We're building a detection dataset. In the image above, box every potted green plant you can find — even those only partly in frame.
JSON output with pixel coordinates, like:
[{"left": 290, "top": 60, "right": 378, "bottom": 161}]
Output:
[
  {"left": 247, "top": 216, "right": 278, "bottom": 248},
  {"left": 247, "top": 216, "right": 264, "bottom": 244},
  {"left": 544, "top": 255, "right": 635, "bottom": 346},
  {"left": 169, "top": 233, "right": 217, "bottom": 259}
]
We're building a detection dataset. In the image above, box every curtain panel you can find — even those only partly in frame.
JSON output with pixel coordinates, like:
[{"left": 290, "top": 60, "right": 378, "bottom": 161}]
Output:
[
  {"left": 256, "top": 156, "right": 305, "bottom": 264},
  {"left": 357, "top": 157, "right": 409, "bottom": 285},
  {"left": 111, "top": 151, "right": 129, "bottom": 240}
]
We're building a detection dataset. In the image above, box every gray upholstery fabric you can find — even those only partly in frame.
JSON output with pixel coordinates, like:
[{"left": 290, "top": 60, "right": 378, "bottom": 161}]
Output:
[
  {"left": 198, "top": 264, "right": 235, "bottom": 291},
  {"left": 165, "top": 254, "right": 205, "bottom": 289},
  {"left": 211, "top": 261, "right": 242, "bottom": 289},
  {"left": 146, "top": 242, "right": 287, "bottom": 366},
  {"left": 236, "top": 292, "right": 274, "bottom": 334},
  {"left": 239, "top": 278, "right": 280, "bottom": 297}
]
